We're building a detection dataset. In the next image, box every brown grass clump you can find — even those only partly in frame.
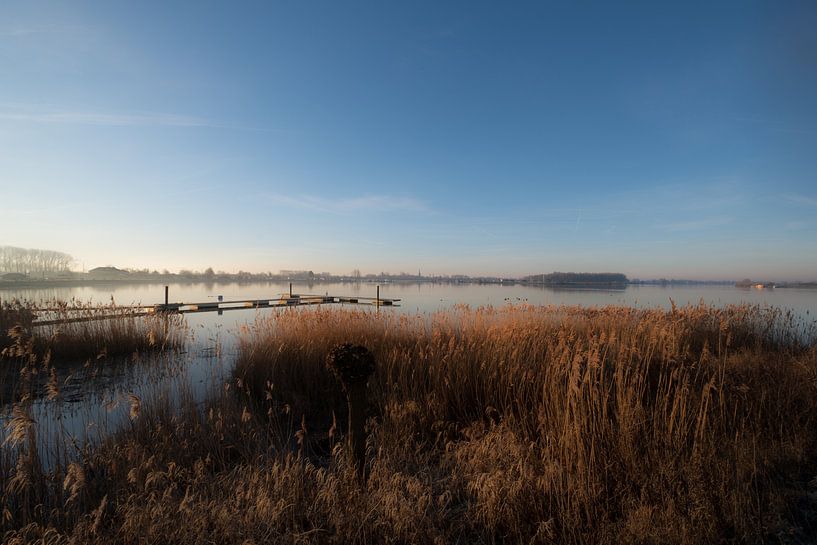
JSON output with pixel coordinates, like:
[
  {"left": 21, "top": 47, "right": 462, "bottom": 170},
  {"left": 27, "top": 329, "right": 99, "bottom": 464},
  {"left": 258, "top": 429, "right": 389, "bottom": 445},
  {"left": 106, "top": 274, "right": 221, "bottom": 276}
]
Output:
[
  {"left": 1, "top": 298, "right": 187, "bottom": 362},
  {"left": 2, "top": 303, "right": 817, "bottom": 544},
  {"left": 0, "top": 300, "right": 34, "bottom": 352},
  {"left": 0, "top": 298, "right": 188, "bottom": 405}
]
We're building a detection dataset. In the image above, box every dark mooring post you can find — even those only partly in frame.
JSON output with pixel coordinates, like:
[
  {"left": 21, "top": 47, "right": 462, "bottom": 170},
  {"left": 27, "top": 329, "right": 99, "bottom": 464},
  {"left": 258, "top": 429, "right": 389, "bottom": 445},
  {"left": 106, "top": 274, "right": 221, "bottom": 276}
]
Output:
[
  {"left": 289, "top": 282, "right": 292, "bottom": 298},
  {"left": 376, "top": 285, "right": 380, "bottom": 309},
  {"left": 164, "top": 285, "right": 169, "bottom": 307},
  {"left": 326, "top": 343, "right": 375, "bottom": 479}
]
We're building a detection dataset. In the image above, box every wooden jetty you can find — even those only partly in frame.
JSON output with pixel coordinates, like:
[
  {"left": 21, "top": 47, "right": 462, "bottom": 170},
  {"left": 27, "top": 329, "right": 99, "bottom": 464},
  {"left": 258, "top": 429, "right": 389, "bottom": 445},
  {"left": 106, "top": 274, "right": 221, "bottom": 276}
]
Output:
[
  {"left": 155, "top": 293, "right": 399, "bottom": 314},
  {"left": 30, "top": 285, "right": 399, "bottom": 326}
]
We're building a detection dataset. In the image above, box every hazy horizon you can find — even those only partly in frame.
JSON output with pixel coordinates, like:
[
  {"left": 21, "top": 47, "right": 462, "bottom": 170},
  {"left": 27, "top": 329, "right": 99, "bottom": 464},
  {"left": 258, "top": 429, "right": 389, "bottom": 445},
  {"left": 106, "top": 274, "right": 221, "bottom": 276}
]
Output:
[
  {"left": 3, "top": 2, "right": 816, "bottom": 282},
  {"left": 0, "top": 246, "right": 807, "bottom": 283}
]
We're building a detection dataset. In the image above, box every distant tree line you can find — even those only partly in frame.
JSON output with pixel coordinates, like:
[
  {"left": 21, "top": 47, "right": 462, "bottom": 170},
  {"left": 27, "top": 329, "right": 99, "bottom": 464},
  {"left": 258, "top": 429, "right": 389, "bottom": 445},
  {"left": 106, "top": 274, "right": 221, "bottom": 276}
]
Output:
[
  {"left": 522, "top": 272, "right": 629, "bottom": 285},
  {"left": 93, "top": 267, "right": 520, "bottom": 285},
  {"left": 0, "top": 245, "right": 73, "bottom": 274}
]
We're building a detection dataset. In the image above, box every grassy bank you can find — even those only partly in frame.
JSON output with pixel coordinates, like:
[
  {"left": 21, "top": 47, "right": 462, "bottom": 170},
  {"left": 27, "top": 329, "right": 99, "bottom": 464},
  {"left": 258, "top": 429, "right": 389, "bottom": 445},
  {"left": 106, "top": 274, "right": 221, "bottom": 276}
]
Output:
[{"left": 3, "top": 304, "right": 817, "bottom": 544}]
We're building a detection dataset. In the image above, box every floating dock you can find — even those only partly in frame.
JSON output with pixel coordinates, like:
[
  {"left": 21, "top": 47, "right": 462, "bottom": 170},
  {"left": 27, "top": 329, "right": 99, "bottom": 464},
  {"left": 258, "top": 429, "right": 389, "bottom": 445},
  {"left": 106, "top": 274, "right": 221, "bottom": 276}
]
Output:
[
  {"left": 30, "top": 286, "right": 399, "bottom": 326},
  {"left": 153, "top": 293, "right": 399, "bottom": 315}
]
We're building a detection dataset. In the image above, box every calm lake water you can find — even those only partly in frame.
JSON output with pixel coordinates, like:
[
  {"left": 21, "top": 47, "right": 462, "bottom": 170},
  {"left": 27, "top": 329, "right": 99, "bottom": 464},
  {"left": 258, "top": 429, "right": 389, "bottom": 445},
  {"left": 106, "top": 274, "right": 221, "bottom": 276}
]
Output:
[
  {"left": 3, "top": 281, "right": 816, "bottom": 465},
  {"left": 4, "top": 280, "right": 817, "bottom": 315}
]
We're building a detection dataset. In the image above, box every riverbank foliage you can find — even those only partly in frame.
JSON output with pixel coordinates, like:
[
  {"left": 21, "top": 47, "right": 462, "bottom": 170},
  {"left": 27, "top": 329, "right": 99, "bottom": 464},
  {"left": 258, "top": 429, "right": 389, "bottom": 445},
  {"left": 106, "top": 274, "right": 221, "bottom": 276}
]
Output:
[{"left": 2, "top": 304, "right": 817, "bottom": 544}]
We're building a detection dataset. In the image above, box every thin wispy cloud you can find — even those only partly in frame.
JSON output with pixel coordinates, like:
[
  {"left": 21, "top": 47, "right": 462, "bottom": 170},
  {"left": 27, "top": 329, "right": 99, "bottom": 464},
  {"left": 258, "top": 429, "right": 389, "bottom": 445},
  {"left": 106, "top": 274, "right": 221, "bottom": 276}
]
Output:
[
  {"left": 658, "top": 217, "right": 732, "bottom": 232},
  {"left": 730, "top": 114, "right": 817, "bottom": 136},
  {"left": 266, "top": 194, "right": 432, "bottom": 214},
  {"left": 0, "top": 104, "right": 277, "bottom": 131},
  {"left": 1, "top": 202, "right": 90, "bottom": 217},
  {"left": 785, "top": 220, "right": 813, "bottom": 231},
  {"left": 0, "top": 24, "right": 86, "bottom": 37},
  {"left": 784, "top": 194, "right": 817, "bottom": 209},
  {"left": 0, "top": 110, "right": 214, "bottom": 128}
]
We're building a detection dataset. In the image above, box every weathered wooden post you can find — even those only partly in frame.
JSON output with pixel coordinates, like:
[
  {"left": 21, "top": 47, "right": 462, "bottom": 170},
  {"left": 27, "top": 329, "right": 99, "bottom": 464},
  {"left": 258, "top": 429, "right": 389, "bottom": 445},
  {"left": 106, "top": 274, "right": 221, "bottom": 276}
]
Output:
[
  {"left": 162, "top": 285, "right": 170, "bottom": 340},
  {"left": 326, "top": 343, "right": 375, "bottom": 479}
]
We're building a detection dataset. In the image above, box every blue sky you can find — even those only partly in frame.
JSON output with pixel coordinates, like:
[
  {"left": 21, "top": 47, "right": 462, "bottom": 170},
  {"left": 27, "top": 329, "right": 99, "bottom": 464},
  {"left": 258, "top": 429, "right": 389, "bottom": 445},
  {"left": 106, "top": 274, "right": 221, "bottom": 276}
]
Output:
[{"left": 1, "top": 1, "right": 816, "bottom": 280}]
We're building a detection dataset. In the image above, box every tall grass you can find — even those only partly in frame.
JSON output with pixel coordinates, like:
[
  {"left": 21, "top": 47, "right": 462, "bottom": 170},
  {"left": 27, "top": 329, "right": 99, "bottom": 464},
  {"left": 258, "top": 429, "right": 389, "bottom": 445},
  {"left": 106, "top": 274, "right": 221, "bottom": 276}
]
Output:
[{"left": 2, "top": 303, "right": 817, "bottom": 544}]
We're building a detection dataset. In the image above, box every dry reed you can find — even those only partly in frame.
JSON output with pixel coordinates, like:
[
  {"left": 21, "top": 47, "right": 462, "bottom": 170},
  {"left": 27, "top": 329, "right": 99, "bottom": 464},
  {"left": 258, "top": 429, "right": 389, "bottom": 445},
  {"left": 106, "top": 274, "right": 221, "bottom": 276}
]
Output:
[{"left": 1, "top": 303, "right": 816, "bottom": 544}]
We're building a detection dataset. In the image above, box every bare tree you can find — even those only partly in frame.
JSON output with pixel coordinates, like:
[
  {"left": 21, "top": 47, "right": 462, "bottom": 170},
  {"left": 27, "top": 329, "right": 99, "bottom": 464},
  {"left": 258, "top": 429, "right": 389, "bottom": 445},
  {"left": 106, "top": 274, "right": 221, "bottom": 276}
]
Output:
[{"left": 0, "top": 246, "right": 73, "bottom": 274}]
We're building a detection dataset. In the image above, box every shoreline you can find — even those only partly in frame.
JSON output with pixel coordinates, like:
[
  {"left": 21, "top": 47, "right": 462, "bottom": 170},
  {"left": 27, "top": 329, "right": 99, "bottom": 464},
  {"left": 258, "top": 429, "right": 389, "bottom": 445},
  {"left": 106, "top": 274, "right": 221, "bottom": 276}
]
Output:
[{"left": 1, "top": 278, "right": 813, "bottom": 292}]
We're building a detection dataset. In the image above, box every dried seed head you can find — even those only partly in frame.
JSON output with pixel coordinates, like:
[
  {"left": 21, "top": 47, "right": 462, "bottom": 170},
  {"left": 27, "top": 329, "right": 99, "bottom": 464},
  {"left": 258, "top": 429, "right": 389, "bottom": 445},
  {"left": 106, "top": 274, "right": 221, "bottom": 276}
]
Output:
[
  {"left": 3, "top": 405, "right": 35, "bottom": 447},
  {"left": 127, "top": 393, "right": 141, "bottom": 420},
  {"left": 46, "top": 368, "right": 60, "bottom": 400},
  {"left": 64, "top": 462, "right": 86, "bottom": 504}
]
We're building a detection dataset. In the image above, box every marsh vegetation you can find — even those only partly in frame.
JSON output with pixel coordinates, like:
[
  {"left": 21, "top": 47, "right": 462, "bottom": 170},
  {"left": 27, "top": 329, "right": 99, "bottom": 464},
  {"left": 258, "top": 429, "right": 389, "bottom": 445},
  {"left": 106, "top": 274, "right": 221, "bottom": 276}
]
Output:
[
  {"left": 2, "top": 303, "right": 817, "bottom": 543},
  {"left": 0, "top": 299, "right": 187, "bottom": 405}
]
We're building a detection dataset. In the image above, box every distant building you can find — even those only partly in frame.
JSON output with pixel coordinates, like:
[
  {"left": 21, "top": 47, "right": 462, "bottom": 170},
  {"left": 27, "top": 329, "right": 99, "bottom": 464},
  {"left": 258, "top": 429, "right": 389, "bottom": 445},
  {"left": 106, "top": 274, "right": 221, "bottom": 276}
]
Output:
[
  {"left": 279, "top": 270, "right": 314, "bottom": 280},
  {"left": 88, "top": 266, "right": 130, "bottom": 280}
]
